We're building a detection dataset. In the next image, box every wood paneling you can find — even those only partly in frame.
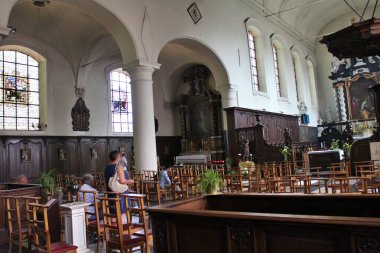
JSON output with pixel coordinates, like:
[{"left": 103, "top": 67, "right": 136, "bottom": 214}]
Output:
[
  {"left": 225, "top": 107, "right": 299, "bottom": 159},
  {"left": 150, "top": 194, "right": 380, "bottom": 253},
  {"left": 0, "top": 135, "right": 181, "bottom": 183}
]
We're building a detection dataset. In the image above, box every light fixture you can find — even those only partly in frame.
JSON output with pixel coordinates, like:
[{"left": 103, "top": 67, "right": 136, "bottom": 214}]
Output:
[{"left": 32, "top": 0, "right": 50, "bottom": 7}]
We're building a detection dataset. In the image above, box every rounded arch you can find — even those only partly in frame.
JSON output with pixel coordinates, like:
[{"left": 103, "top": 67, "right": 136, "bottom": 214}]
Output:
[
  {"left": 0, "top": 0, "right": 137, "bottom": 65},
  {"left": 156, "top": 37, "right": 230, "bottom": 101},
  {"left": 306, "top": 55, "right": 318, "bottom": 107}
]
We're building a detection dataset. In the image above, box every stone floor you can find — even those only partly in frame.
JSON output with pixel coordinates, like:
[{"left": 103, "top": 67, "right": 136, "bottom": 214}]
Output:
[{"left": 0, "top": 241, "right": 154, "bottom": 253}]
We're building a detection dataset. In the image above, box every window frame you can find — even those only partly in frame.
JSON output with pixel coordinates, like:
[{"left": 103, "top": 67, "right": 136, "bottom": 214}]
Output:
[
  {"left": 109, "top": 68, "right": 133, "bottom": 134},
  {"left": 0, "top": 50, "right": 40, "bottom": 131},
  {"left": 248, "top": 32, "right": 260, "bottom": 92}
]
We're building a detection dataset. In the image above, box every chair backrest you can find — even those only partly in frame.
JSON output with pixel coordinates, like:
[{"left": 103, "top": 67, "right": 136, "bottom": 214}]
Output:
[
  {"left": 99, "top": 196, "right": 124, "bottom": 251},
  {"left": 22, "top": 196, "right": 41, "bottom": 239},
  {"left": 5, "top": 196, "right": 22, "bottom": 239},
  {"left": 140, "top": 180, "right": 161, "bottom": 206},
  {"left": 122, "top": 193, "right": 148, "bottom": 239},
  {"left": 29, "top": 202, "right": 51, "bottom": 253},
  {"left": 77, "top": 190, "right": 101, "bottom": 228}
]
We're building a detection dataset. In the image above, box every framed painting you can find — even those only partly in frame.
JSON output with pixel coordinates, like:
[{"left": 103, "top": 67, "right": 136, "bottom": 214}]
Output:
[
  {"left": 346, "top": 74, "right": 377, "bottom": 120},
  {"left": 187, "top": 3, "right": 202, "bottom": 24},
  {"left": 188, "top": 98, "right": 210, "bottom": 138},
  {"left": 20, "top": 148, "right": 31, "bottom": 163},
  {"left": 58, "top": 147, "right": 67, "bottom": 161}
]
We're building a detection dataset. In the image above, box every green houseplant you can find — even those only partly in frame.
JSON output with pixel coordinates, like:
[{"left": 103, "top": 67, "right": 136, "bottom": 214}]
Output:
[
  {"left": 330, "top": 139, "right": 340, "bottom": 150},
  {"left": 37, "top": 169, "right": 58, "bottom": 199},
  {"left": 280, "top": 145, "right": 292, "bottom": 161},
  {"left": 198, "top": 170, "right": 224, "bottom": 194}
]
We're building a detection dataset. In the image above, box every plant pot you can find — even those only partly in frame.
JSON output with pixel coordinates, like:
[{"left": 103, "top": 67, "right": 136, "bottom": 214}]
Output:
[{"left": 206, "top": 184, "right": 219, "bottom": 194}]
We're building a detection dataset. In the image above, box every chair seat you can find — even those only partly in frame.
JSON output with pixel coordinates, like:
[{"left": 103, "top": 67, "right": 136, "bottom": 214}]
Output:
[
  {"left": 51, "top": 242, "right": 78, "bottom": 253},
  {"left": 133, "top": 229, "right": 152, "bottom": 236},
  {"left": 108, "top": 234, "right": 145, "bottom": 248}
]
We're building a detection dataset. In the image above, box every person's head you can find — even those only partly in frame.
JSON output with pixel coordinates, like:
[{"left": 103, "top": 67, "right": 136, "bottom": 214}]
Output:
[
  {"left": 17, "top": 174, "right": 28, "bottom": 184},
  {"left": 82, "top": 174, "right": 94, "bottom": 187},
  {"left": 109, "top": 150, "right": 121, "bottom": 163}
]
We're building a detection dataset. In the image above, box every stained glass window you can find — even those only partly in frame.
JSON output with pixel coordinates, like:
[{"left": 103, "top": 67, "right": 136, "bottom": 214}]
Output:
[
  {"left": 248, "top": 32, "right": 260, "bottom": 91},
  {"left": 0, "top": 50, "right": 39, "bottom": 130},
  {"left": 272, "top": 46, "right": 281, "bottom": 97},
  {"left": 110, "top": 69, "right": 133, "bottom": 133}
]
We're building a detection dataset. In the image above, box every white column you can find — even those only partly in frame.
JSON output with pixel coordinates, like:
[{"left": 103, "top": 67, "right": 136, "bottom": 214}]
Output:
[
  {"left": 126, "top": 60, "right": 160, "bottom": 171},
  {"left": 60, "top": 202, "right": 92, "bottom": 253}
]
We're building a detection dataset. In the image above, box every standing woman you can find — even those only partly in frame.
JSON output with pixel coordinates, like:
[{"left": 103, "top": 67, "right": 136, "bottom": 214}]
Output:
[{"left": 104, "top": 150, "right": 134, "bottom": 214}]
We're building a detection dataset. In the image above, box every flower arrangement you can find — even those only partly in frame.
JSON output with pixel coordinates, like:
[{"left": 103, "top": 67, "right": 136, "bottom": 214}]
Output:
[
  {"left": 330, "top": 139, "right": 340, "bottom": 150},
  {"left": 280, "top": 145, "right": 292, "bottom": 161},
  {"left": 342, "top": 142, "right": 353, "bottom": 159}
]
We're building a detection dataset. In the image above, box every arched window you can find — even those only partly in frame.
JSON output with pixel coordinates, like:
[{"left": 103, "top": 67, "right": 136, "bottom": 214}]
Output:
[
  {"left": 248, "top": 32, "right": 259, "bottom": 91},
  {"left": 291, "top": 48, "right": 304, "bottom": 103},
  {"left": 272, "top": 46, "right": 282, "bottom": 97},
  {"left": 306, "top": 58, "right": 318, "bottom": 107},
  {"left": 110, "top": 68, "right": 133, "bottom": 133},
  {"left": 0, "top": 50, "right": 39, "bottom": 130},
  {"left": 271, "top": 34, "right": 288, "bottom": 99}
]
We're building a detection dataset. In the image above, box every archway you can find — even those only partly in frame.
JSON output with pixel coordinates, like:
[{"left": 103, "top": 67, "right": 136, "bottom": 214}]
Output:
[{"left": 154, "top": 38, "right": 231, "bottom": 161}]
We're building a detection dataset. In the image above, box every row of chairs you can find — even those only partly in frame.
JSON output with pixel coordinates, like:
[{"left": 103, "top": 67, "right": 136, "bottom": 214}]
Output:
[
  {"left": 77, "top": 191, "right": 152, "bottom": 253},
  {"left": 5, "top": 196, "right": 78, "bottom": 253}
]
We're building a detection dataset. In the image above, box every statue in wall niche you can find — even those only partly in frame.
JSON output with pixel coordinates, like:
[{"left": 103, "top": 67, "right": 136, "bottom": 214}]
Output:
[{"left": 71, "top": 97, "right": 90, "bottom": 131}]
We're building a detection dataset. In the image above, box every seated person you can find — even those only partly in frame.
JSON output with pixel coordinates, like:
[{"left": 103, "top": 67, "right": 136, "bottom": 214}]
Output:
[
  {"left": 17, "top": 174, "right": 28, "bottom": 184},
  {"left": 159, "top": 164, "right": 173, "bottom": 189},
  {"left": 79, "top": 174, "right": 100, "bottom": 220}
]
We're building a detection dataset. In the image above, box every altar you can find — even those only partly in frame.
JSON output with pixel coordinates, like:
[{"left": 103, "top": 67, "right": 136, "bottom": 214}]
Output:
[{"left": 307, "top": 150, "right": 343, "bottom": 170}]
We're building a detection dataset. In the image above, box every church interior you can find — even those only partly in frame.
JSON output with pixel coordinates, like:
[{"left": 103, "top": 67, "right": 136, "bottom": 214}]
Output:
[{"left": 1, "top": 0, "right": 380, "bottom": 252}]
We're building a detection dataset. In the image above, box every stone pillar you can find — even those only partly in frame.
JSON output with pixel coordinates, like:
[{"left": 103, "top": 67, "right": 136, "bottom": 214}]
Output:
[
  {"left": 126, "top": 60, "right": 160, "bottom": 171},
  {"left": 219, "top": 84, "right": 238, "bottom": 109}
]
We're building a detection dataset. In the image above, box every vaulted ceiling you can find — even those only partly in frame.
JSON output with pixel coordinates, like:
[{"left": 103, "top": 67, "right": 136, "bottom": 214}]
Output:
[{"left": 252, "top": 0, "right": 379, "bottom": 42}]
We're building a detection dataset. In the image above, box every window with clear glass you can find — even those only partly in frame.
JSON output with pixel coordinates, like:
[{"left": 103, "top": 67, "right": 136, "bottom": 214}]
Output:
[
  {"left": 110, "top": 69, "right": 133, "bottom": 133},
  {"left": 0, "top": 50, "right": 39, "bottom": 130},
  {"left": 248, "top": 32, "right": 260, "bottom": 91},
  {"left": 272, "top": 46, "right": 281, "bottom": 97}
]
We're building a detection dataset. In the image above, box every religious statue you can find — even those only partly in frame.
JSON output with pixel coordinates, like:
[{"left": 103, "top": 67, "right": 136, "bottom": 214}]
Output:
[{"left": 242, "top": 140, "right": 250, "bottom": 161}]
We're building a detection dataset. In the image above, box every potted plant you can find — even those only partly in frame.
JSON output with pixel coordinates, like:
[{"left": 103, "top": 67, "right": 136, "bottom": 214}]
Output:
[
  {"left": 342, "top": 142, "right": 353, "bottom": 160},
  {"left": 37, "top": 169, "right": 58, "bottom": 201},
  {"left": 198, "top": 170, "right": 224, "bottom": 194},
  {"left": 280, "top": 145, "right": 291, "bottom": 162}
]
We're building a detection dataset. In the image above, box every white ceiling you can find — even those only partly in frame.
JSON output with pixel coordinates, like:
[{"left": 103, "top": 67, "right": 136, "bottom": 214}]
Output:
[
  {"left": 252, "top": 0, "right": 379, "bottom": 41},
  {"left": 7, "top": 0, "right": 119, "bottom": 69}
]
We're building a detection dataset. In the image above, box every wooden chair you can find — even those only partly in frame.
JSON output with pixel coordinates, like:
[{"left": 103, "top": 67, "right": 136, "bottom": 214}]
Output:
[
  {"left": 6, "top": 196, "right": 29, "bottom": 253},
  {"left": 29, "top": 201, "right": 78, "bottom": 253},
  {"left": 139, "top": 180, "right": 162, "bottom": 206},
  {"left": 123, "top": 194, "right": 152, "bottom": 253},
  {"left": 99, "top": 196, "right": 145, "bottom": 253},
  {"left": 224, "top": 174, "right": 243, "bottom": 193},
  {"left": 23, "top": 196, "right": 42, "bottom": 251},
  {"left": 77, "top": 190, "right": 104, "bottom": 249}
]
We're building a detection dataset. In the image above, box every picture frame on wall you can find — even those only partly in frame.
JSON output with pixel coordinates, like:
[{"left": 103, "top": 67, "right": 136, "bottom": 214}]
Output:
[
  {"left": 90, "top": 147, "right": 98, "bottom": 160},
  {"left": 20, "top": 148, "right": 31, "bottom": 163},
  {"left": 119, "top": 144, "right": 126, "bottom": 155},
  {"left": 58, "top": 147, "right": 67, "bottom": 161},
  {"left": 346, "top": 74, "right": 377, "bottom": 120},
  {"left": 187, "top": 3, "right": 202, "bottom": 25}
]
